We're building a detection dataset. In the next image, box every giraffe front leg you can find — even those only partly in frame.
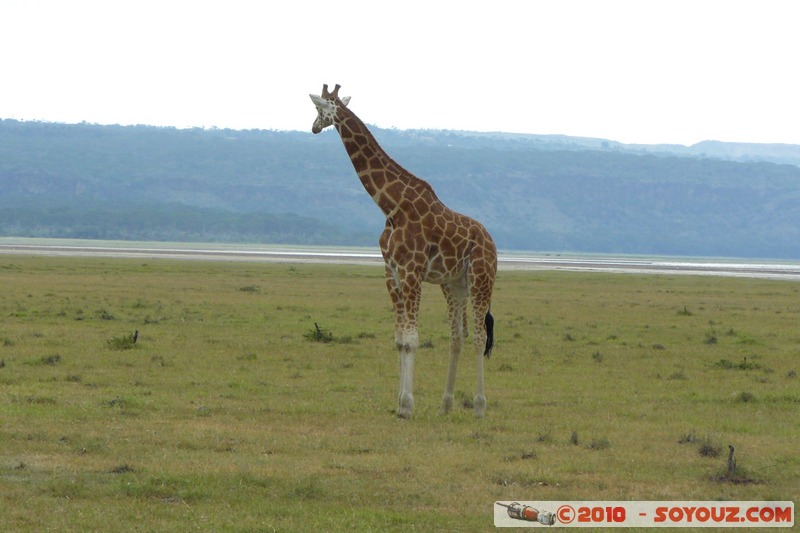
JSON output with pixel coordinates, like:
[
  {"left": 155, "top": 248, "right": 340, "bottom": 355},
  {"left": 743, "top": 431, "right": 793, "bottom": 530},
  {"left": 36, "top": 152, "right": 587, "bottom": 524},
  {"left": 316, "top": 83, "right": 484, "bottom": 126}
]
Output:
[
  {"left": 383, "top": 263, "right": 412, "bottom": 418},
  {"left": 396, "top": 272, "right": 423, "bottom": 419},
  {"left": 396, "top": 329, "right": 418, "bottom": 419}
]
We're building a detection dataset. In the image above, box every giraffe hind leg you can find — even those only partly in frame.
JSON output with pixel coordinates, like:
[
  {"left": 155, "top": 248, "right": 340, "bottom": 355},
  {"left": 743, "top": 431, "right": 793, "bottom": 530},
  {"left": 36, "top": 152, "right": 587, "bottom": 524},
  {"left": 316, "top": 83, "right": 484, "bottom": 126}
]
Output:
[
  {"left": 439, "top": 282, "right": 467, "bottom": 415},
  {"left": 469, "top": 280, "right": 493, "bottom": 418}
]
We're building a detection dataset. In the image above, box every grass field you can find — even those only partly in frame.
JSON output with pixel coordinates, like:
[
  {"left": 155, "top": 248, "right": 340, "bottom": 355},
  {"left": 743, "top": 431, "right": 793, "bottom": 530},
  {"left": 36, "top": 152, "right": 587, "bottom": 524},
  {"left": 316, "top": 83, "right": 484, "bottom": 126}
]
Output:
[{"left": 1, "top": 255, "right": 798, "bottom": 530}]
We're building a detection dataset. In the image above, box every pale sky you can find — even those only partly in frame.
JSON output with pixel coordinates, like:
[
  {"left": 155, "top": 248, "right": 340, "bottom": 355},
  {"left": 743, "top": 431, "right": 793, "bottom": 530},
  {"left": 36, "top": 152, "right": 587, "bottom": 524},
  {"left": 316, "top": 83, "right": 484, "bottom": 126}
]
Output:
[{"left": 1, "top": 0, "right": 798, "bottom": 146}]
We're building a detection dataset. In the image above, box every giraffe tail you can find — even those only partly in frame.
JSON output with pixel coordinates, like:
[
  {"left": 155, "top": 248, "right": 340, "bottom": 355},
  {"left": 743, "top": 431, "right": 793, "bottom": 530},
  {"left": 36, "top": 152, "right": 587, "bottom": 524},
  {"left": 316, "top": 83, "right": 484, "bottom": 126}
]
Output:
[{"left": 484, "top": 310, "right": 494, "bottom": 358}]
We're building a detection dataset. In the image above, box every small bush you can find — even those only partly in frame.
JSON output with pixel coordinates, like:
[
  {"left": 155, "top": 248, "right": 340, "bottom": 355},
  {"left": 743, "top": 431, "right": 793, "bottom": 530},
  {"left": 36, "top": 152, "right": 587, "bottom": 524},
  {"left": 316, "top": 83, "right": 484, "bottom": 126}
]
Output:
[
  {"left": 734, "top": 391, "right": 757, "bottom": 403},
  {"left": 714, "top": 357, "right": 761, "bottom": 371},
  {"left": 681, "top": 432, "right": 722, "bottom": 458},
  {"left": 238, "top": 285, "right": 259, "bottom": 293},
  {"left": 40, "top": 354, "right": 62, "bottom": 365},
  {"left": 588, "top": 437, "right": 611, "bottom": 451},
  {"left": 109, "top": 464, "right": 136, "bottom": 474},
  {"left": 302, "top": 323, "right": 361, "bottom": 345},
  {"left": 698, "top": 439, "right": 721, "bottom": 458},
  {"left": 712, "top": 468, "right": 762, "bottom": 485},
  {"left": 304, "top": 323, "right": 333, "bottom": 343},
  {"left": 107, "top": 332, "right": 138, "bottom": 351},
  {"left": 27, "top": 395, "right": 57, "bottom": 405}
]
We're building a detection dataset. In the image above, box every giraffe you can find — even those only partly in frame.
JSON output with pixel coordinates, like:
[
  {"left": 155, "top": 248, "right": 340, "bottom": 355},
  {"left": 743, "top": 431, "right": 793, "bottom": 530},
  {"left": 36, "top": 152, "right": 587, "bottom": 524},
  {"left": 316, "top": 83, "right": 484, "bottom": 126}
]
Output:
[{"left": 309, "top": 84, "right": 497, "bottom": 418}]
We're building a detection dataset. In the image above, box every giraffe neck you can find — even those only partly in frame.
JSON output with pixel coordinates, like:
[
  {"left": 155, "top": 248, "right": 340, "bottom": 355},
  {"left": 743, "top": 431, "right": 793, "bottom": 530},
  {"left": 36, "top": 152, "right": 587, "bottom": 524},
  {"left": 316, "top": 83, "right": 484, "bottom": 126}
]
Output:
[{"left": 333, "top": 106, "right": 437, "bottom": 218}]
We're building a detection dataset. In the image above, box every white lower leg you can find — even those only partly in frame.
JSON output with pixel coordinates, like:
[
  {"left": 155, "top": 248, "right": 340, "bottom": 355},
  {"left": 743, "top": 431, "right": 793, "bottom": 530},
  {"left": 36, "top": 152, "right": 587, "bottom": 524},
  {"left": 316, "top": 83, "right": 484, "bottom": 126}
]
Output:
[
  {"left": 474, "top": 343, "right": 486, "bottom": 417},
  {"left": 440, "top": 335, "right": 462, "bottom": 414},
  {"left": 397, "top": 354, "right": 414, "bottom": 418},
  {"left": 397, "top": 332, "right": 418, "bottom": 418}
]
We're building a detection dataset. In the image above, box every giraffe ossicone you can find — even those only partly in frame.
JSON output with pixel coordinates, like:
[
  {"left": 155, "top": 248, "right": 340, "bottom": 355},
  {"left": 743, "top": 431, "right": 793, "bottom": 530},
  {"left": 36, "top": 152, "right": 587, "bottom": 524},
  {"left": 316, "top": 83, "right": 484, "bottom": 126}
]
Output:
[{"left": 309, "top": 84, "right": 497, "bottom": 418}]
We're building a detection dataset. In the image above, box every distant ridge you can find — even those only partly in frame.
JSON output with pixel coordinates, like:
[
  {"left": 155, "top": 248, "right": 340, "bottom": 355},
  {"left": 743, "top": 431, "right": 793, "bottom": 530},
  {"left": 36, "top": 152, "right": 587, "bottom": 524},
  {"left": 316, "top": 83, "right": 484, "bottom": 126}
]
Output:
[
  {"left": 400, "top": 128, "right": 800, "bottom": 167},
  {"left": 2, "top": 119, "right": 799, "bottom": 259}
]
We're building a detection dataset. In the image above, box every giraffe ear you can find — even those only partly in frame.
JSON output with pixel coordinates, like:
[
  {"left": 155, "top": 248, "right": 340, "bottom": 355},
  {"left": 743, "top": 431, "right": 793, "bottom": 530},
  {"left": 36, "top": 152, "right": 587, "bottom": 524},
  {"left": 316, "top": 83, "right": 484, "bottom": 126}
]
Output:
[
  {"left": 309, "top": 94, "right": 326, "bottom": 107},
  {"left": 340, "top": 96, "right": 351, "bottom": 107}
]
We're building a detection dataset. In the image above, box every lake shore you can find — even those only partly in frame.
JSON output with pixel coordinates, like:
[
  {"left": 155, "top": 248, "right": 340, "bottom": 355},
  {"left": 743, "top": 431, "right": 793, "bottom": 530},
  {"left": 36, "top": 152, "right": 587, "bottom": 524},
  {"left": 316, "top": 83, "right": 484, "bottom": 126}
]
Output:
[{"left": 1, "top": 238, "right": 798, "bottom": 280}]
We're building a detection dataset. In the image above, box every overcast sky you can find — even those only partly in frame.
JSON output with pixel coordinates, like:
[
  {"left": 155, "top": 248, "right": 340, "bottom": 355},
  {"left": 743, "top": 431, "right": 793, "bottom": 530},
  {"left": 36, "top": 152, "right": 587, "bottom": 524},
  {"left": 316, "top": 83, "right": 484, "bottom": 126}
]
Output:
[{"left": 1, "top": 0, "right": 797, "bottom": 146}]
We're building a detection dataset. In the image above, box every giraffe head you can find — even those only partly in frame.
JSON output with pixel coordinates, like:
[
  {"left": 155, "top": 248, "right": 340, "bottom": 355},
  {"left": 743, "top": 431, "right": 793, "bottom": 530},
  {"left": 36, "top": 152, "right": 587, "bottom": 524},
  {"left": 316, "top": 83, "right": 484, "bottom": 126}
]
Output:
[{"left": 309, "top": 84, "right": 351, "bottom": 134}]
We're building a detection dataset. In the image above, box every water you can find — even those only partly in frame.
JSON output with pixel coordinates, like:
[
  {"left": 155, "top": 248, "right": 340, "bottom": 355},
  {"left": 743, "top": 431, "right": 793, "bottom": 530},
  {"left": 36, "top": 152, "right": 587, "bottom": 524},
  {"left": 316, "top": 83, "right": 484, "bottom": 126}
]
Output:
[
  {"left": 1, "top": 238, "right": 799, "bottom": 281},
  {"left": 498, "top": 251, "right": 800, "bottom": 280}
]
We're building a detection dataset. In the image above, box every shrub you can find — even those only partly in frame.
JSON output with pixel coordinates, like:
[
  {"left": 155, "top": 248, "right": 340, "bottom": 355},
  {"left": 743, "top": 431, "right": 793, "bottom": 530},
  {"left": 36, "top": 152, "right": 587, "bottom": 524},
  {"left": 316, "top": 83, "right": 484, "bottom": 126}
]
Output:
[
  {"left": 238, "top": 285, "right": 259, "bottom": 293},
  {"left": 588, "top": 437, "right": 611, "bottom": 451},
  {"left": 714, "top": 357, "right": 761, "bottom": 371},
  {"left": 698, "top": 439, "right": 721, "bottom": 458},
  {"left": 304, "top": 323, "right": 333, "bottom": 343},
  {"left": 40, "top": 354, "right": 62, "bottom": 365},
  {"left": 107, "top": 331, "right": 138, "bottom": 351},
  {"left": 734, "top": 391, "right": 757, "bottom": 403}
]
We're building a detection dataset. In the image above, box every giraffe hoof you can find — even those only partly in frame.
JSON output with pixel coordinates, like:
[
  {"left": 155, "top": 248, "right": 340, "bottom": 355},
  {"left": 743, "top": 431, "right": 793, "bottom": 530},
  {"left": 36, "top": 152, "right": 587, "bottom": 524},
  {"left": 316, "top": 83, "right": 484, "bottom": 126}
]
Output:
[
  {"left": 439, "top": 394, "right": 454, "bottom": 415},
  {"left": 397, "top": 391, "right": 413, "bottom": 419},
  {"left": 474, "top": 395, "right": 486, "bottom": 418}
]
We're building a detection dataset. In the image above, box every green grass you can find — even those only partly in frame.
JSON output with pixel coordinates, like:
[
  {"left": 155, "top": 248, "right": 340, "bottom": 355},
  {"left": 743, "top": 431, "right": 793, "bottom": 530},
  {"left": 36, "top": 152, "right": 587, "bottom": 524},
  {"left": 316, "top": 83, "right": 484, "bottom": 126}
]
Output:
[{"left": 1, "top": 255, "right": 798, "bottom": 530}]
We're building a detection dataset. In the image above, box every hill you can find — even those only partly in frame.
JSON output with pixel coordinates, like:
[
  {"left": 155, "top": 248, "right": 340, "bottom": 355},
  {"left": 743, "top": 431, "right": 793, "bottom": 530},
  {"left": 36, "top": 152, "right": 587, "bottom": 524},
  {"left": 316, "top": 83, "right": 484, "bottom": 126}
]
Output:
[{"left": 1, "top": 119, "right": 799, "bottom": 258}]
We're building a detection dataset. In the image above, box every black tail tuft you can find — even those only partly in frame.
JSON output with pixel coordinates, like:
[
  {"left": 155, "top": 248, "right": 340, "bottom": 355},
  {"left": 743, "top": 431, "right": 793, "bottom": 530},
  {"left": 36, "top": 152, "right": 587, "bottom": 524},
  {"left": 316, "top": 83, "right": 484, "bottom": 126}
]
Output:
[{"left": 483, "top": 311, "right": 494, "bottom": 357}]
